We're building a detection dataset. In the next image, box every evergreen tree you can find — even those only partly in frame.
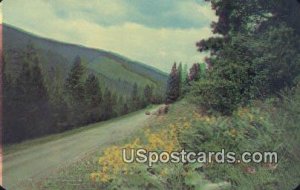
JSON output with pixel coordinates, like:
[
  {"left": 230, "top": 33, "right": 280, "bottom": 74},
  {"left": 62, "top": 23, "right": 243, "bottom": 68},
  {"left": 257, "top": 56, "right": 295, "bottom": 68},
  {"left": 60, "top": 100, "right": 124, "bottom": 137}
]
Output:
[
  {"left": 131, "top": 83, "right": 140, "bottom": 110},
  {"left": 190, "top": 0, "right": 300, "bottom": 114},
  {"left": 188, "top": 63, "right": 201, "bottom": 81},
  {"left": 85, "top": 73, "right": 102, "bottom": 123},
  {"left": 178, "top": 63, "right": 183, "bottom": 96},
  {"left": 9, "top": 43, "right": 51, "bottom": 141},
  {"left": 29, "top": 54, "right": 52, "bottom": 136},
  {"left": 65, "top": 56, "right": 85, "bottom": 102},
  {"left": 144, "top": 84, "right": 153, "bottom": 103},
  {"left": 122, "top": 103, "right": 129, "bottom": 115},
  {"left": 182, "top": 64, "right": 188, "bottom": 83},
  {"left": 3, "top": 58, "right": 18, "bottom": 143},
  {"left": 111, "top": 92, "right": 118, "bottom": 117},
  {"left": 65, "top": 56, "right": 86, "bottom": 125},
  {"left": 165, "top": 63, "right": 180, "bottom": 104},
  {"left": 116, "top": 96, "right": 124, "bottom": 116},
  {"left": 49, "top": 66, "right": 69, "bottom": 132},
  {"left": 102, "top": 88, "right": 113, "bottom": 120}
]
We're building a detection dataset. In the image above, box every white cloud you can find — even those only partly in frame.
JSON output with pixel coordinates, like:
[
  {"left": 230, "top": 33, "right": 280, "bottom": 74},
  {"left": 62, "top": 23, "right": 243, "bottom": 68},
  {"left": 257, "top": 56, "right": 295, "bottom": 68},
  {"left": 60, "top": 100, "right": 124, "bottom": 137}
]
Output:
[{"left": 196, "top": 3, "right": 218, "bottom": 22}]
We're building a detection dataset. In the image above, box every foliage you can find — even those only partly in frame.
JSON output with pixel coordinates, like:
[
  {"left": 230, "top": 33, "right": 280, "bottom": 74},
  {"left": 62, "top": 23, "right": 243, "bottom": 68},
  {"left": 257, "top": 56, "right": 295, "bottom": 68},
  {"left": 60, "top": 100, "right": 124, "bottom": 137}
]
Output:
[
  {"left": 88, "top": 103, "right": 230, "bottom": 190},
  {"left": 3, "top": 43, "right": 164, "bottom": 144},
  {"left": 90, "top": 124, "right": 177, "bottom": 189},
  {"left": 189, "top": 79, "right": 241, "bottom": 115},
  {"left": 182, "top": 89, "right": 300, "bottom": 190},
  {"left": 190, "top": 0, "right": 300, "bottom": 114},
  {"left": 64, "top": 56, "right": 87, "bottom": 125},
  {"left": 3, "top": 43, "right": 52, "bottom": 143},
  {"left": 188, "top": 63, "right": 201, "bottom": 81},
  {"left": 165, "top": 63, "right": 180, "bottom": 103},
  {"left": 85, "top": 73, "right": 102, "bottom": 123},
  {"left": 143, "top": 84, "right": 153, "bottom": 103}
]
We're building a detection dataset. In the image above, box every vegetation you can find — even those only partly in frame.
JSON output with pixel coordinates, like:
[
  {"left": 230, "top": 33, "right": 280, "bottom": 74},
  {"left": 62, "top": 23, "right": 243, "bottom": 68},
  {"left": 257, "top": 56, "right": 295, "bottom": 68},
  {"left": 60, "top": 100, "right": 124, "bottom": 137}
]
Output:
[
  {"left": 191, "top": 0, "right": 300, "bottom": 114},
  {"left": 77, "top": 0, "right": 299, "bottom": 189},
  {"left": 165, "top": 62, "right": 204, "bottom": 104},
  {"left": 3, "top": 33, "right": 166, "bottom": 144},
  {"left": 41, "top": 90, "right": 300, "bottom": 189},
  {"left": 3, "top": 0, "right": 300, "bottom": 189}
]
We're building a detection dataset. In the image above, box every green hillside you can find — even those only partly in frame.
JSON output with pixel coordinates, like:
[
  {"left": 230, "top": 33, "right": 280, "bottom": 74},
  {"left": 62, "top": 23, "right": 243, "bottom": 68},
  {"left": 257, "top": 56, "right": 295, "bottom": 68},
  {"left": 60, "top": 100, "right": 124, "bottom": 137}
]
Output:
[
  {"left": 2, "top": 24, "right": 167, "bottom": 96},
  {"left": 2, "top": 24, "right": 168, "bottom": 144}
]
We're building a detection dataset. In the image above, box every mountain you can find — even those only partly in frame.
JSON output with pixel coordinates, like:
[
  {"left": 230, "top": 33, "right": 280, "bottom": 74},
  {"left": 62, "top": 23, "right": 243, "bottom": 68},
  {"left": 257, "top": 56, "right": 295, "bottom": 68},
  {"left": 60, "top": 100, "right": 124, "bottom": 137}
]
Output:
[{"left": 2, "top": 24, "right": 168, "bottom": 96}]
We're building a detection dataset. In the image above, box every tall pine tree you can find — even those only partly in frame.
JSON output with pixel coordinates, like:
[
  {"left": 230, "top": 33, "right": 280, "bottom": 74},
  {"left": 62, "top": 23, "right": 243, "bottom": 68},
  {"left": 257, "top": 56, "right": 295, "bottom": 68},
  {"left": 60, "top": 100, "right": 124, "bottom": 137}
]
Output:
[
  {"left": 8, "top": 43, "right": 51, "bottom": 141},
  {"left": 131, "top": 83, "right": 140, "bottom": 110},
  {"left": 144, "top": 84, "right": 153, "bottom": 103},
  {"left": 165, "top": 63, "right": 180, "bottom": 104},
  {"left": 102, "top": 88, "right": 113, "bottom": 120},
  {"left": 65, "top": 56, "right": 86, "bottom": 125},
  {"left": 85, "top": 73, "right": 102, "bottom": 123}
]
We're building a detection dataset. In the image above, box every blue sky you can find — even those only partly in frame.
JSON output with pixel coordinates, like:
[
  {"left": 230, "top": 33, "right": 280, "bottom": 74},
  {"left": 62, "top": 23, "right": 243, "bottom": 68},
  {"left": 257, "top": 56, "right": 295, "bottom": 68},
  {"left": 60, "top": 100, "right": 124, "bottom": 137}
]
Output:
[{"left": 2, "top": 0, "right": 216, "bottom": 72}]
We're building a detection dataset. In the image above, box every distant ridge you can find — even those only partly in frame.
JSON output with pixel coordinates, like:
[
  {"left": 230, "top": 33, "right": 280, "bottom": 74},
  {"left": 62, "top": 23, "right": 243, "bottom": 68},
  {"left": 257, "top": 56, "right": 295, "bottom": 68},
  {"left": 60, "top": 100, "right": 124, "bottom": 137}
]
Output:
[{"left": 2, "top": 23, "right": 168, "bottom": 95}]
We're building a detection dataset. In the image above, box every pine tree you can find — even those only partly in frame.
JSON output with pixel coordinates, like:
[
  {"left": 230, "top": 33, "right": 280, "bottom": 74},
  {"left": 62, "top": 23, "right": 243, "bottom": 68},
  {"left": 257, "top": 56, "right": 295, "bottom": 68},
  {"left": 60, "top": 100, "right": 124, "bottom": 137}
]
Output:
[
  {"left": 12, "top": 43, "right": 51, "bottom": 140},
  {"left": 144, "top": 84, "right": 153, "bottom": 103},
  {"left": 65, "top": 56, "right": 86, "bottom": 125},
  {"left": 165, "top": 63, "right": 180, "bottom": 104},
  {"left": 65, "top": 56, "right": 85, "bottom": 103},
  {"left": 102, "top": 88, "right": 113, "bottom": 120},
  {"left": 182, "top": 64, "right": 188, "bottom": 84},
  {"left": 191, "top": 0, "right": 300, "bottom": 114},
  {"left": 30, "top": 54, "right": 52, "bottom": 136},
  {"left": 189, "top": 63, "right": 200, "bottom": 81},
  {"left": 116, "top": 96, "right": 124, "bottom": 116},
  {"left": 85, "top": 73, "right": 102, "bottom": 123},
  {"left": 131, "top": 83, "right": 140, "bottom": 110},
  {"left": 49, "top": 66, "right": 69, "bottom": 132},
  {"left": 178, "top": 63, "right": 183, "bottom": 96},
  {"left": 122, "top": 103, "right": 129, "bottom": 115},
  {"left": 111, "top": 92, "right": 118, "bottom": 117}
]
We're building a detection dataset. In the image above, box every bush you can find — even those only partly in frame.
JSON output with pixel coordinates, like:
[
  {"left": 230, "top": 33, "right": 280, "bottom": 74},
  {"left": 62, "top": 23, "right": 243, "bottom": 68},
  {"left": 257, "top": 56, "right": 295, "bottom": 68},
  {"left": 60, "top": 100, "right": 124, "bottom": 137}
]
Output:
[
  {"left": 181, "top": 88, "right": 300, "bottom": 189},
  {"left": 188, "top": 79, "right": 241, "bottom": 115}
]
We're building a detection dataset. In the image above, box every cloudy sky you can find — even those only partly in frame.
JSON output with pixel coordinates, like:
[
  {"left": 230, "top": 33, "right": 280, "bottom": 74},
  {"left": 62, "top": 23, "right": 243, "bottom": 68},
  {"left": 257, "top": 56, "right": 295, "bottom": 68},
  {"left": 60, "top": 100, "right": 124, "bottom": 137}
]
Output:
[{"left": 2, "top": 0, "right": 216, "bottom": 72}]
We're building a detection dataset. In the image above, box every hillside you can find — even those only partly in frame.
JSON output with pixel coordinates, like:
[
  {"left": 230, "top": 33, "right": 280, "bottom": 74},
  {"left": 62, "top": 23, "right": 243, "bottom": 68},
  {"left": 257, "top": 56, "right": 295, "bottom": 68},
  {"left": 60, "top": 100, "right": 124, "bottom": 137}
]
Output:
[
  {"left": 2, "top": 24, "right": 168, "bottom": 144},
  {"left": 2, "top": 24, "right": 168, "bottom": 95}
]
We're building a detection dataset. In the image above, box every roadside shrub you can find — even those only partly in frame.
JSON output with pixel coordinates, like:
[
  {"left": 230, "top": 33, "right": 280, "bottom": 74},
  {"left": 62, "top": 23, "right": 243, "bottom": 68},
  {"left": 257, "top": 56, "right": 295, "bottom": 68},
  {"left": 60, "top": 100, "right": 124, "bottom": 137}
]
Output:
[
  {"left": 90, "top": 117, "right": 229, "bottom": 190},
  {"left": 181, "top": 90, "right": 300, "bottom": 189},
  {"left": 188, "top": 79, "right": 241, "bottom": 115}
]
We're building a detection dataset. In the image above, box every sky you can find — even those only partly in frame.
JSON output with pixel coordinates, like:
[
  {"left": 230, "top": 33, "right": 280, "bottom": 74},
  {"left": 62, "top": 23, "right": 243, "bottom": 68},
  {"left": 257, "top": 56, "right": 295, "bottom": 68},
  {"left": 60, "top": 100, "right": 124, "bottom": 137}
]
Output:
[{"left": 1, "top": 0, "right": 217, "bottom": 72}]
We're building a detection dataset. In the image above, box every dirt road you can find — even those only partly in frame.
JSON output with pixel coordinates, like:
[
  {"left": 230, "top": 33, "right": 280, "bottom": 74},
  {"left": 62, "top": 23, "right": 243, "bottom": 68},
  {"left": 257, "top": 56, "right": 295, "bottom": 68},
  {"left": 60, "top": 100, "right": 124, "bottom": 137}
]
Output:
[{"left": 3, "top": 106, "right": 158, "bottom": 190}]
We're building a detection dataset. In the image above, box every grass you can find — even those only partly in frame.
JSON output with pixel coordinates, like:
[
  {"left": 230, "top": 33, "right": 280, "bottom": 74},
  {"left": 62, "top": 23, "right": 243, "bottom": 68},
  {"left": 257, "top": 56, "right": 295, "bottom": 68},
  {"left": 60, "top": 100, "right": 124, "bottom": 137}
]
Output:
[
  {"left": 89, "top": 57, "right": 155, "bottom": 87},
  {"left": 36, "top": 105, "right": 167, "bottom": 190},
  {"left": 37, "top": 101, "right": 205, "bottom": 190},
  {"left": 28, "top": 96, "right": 300, "bottom": 190}
]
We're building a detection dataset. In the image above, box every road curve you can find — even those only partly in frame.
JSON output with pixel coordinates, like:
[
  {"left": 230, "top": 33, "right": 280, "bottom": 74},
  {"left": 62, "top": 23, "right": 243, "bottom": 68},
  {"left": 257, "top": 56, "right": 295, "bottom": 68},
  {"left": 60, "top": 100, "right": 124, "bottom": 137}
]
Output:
[{"left": 3, "top": 106, "right": 159, "bottom": 190}]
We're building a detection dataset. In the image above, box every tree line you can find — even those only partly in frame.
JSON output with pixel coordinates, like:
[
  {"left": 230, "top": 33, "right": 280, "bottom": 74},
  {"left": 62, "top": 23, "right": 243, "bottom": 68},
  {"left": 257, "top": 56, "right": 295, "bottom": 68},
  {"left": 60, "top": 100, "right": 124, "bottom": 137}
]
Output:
[
  {"left": 3, "top": 44, "right": 164, "bottom": 144},
  {"left": 188, "top": 0, "right": 300, "bottom": 114},
  {"left": 165, "top": 62, "right": 206, "bottom": 104},
  {"left": 165, "top": 0, "right": 300, "bottom": 115}
]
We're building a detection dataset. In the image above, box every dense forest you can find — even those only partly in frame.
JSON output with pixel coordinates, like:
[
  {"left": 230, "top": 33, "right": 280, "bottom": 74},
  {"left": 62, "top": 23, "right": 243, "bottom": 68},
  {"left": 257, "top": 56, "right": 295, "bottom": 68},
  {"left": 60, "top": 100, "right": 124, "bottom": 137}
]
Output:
[{"left": 3, "top": 43, "right": 165, "bottom": 144}]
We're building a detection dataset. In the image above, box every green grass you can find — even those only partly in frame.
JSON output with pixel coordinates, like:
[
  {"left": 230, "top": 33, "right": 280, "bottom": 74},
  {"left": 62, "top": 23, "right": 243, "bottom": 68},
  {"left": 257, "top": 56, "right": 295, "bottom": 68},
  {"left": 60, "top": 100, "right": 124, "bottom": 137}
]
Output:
[
  {"left": 35, "top": 105, "right": 164, "bottom": 190},
  {"left": 35, "top": 96, "right": 300, "bottom": 190},
  {"left": 88, "top": 57, "right": 154, "bottom": 87},
  {"left": 36, "top": 101, "right": 203, "bottom": 190}
]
